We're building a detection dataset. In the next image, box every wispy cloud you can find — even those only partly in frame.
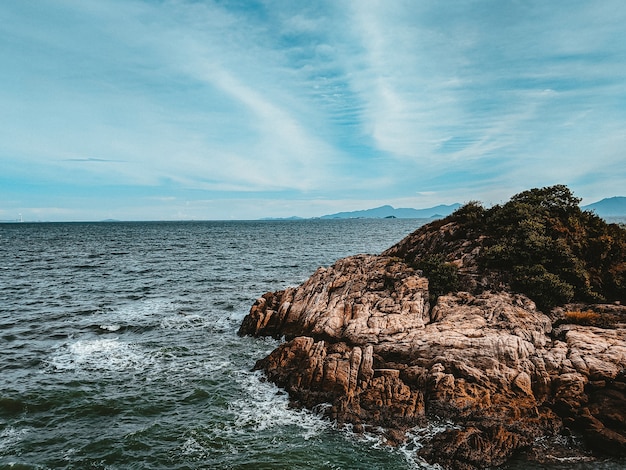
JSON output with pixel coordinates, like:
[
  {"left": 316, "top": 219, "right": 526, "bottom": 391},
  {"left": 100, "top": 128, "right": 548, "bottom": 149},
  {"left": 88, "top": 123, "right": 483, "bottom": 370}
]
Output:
[
  {"left": 1, "top": 0, "right": 625, "bottom": 220},
  {"left": 63, "top": 158, "right": 125, "bottom": 163}
]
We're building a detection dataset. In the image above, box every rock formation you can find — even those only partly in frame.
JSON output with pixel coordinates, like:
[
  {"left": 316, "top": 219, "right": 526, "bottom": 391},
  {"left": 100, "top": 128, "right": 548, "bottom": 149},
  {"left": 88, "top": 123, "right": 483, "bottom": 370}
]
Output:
[
  {"left": 239, "top": 186, "right": 626, "bottom": 469},
  {"left": 239, "top": 255, "right": 625, "bottom": 468}
]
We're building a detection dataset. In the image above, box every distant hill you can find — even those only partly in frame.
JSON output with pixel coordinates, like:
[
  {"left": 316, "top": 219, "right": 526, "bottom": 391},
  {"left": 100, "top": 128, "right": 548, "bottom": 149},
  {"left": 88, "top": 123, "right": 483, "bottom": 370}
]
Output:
[
  {"left": 320, "top": 204, "right": 461, "bottom": 220},
  {"left": 260, "top": 197, "right": 625, "bottom": 222},
  {"left": 582, "top": 197, "right": 626, "bottom": 217},
  {"left": 384, "top": 185, "right": 626, "bottom": 310}
]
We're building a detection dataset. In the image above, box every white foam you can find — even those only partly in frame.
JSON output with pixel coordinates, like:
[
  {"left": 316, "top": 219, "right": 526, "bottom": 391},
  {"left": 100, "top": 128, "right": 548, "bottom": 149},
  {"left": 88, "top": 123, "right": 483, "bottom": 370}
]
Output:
[
  {"left": 228, "top": 371, "right": 448, "bottom": 468},
  {"left": 180, "top": 435, "right": 206, "bottom": 456},
  {"left": 339, "top": 423, "right": 387, "bottom": 448},
  {"left": 335, "top": 424, "right": 443, "bottom": 469},
  {"left": 99, "top": 324, "right": 121, "bottom": 332},
  {"left": 62, "top": 447, "right": 77, "bottom": 461},
  {"left": 78, "top": 299, "right": 175, "bottom": 333},
  {"left": 403, "top": 420, "right": 460, "bottom": 450},
  {"left": 177, "top": 429, "right": 240, "bottom": 461},
  {"left": 399, "top": 451, "right": 445, "bottom": 470},
  {"left": 329, "top": 420, "right": 452, "bottom": 469},
  {"left": 533, "top": 433, "right": 594, "bottom": 463},
  {"left": 46, "top": 337, "right": 157, "bottom": 373},
  {"left": 397, "top": 420, "right": 460, "bottom": 469},
  {"left": 228, "top": 371, "right": 329, "bottom": 440},
  {"left": 201, "top": 359, "right": 232, "bottom": 372},
  {"left": 102, "top": 300, "right": 227, "bottom": 333},
  {"left": 98, "top": 298, "right": 175, "bottom": 329},
  {"left": 159, "top": 313, "right": 208, "bottom": 330},
  {"left": 0, "top": 426, "right": 29, "bottom": 453}
]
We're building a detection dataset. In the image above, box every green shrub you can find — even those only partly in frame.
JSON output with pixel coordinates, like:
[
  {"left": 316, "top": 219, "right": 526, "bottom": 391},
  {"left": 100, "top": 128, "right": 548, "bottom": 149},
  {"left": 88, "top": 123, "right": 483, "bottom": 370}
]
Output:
[
  {"left": 510, "top": 265, "right": 575, "bottom": 311},
  {"left": 451, "top": 200, "right": 486, "bottom": 227},
  {"left": 416, "top": 255, "right": 460, "bottom": 304},
  {"left": 427, "top": 185, "right": 626, "bottom": 311}
]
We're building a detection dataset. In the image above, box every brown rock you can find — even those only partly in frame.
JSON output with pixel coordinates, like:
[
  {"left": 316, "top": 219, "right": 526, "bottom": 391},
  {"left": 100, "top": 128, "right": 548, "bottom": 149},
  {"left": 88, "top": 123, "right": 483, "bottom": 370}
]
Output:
[
  {"left": 239, "top": 254, "right": 626, "bottom": 469},
  {"left": 238, "top": 255, "right": 430, "bottom": 342}
]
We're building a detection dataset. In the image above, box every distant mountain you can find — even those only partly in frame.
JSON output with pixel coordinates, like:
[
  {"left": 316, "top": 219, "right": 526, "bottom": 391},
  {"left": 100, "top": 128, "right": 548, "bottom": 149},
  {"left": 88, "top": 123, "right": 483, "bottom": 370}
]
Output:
[
  {"left": 261, "top": 197, "right": 625, "bottom": 222},
  {"left": 320, "top": 204, "right": 461, "bottom": 220},
  {"left": 582, "top": 197, "right": 626, "bottom": 217}
]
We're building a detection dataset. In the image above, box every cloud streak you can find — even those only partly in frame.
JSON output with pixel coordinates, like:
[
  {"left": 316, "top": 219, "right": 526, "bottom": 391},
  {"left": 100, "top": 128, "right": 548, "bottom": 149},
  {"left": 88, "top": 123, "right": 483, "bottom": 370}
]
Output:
[{"left": 1, "top": 0, "right": 625, "bottom": 220}]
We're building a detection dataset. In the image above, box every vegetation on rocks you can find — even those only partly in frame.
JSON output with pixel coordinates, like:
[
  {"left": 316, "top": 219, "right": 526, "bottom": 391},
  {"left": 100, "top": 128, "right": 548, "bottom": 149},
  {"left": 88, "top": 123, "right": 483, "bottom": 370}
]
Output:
[
  {"left": 391, "top": 185, "right": 626, "bottom": 312},
  {"left": 240, "top": 184, "right": 626, "bottom": 469},
  {"left": 415, "top": 254, "right": 459, "bottom": 304},
  {"left": 240, "top": 254, "right": 626, "bottom": 468}
]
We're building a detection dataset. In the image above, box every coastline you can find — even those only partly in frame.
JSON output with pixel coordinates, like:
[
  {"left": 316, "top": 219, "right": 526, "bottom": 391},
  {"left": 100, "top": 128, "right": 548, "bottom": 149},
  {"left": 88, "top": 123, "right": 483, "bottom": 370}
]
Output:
[{"left": 239, "top": 254, "right": 626, "bottom": 469}]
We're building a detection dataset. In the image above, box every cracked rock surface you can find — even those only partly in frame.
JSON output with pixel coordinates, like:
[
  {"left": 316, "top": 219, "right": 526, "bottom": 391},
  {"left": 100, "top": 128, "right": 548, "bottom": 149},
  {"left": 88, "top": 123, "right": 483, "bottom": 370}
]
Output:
[{"left": 239, "top": 254, "right": 626, "bottom": 469}]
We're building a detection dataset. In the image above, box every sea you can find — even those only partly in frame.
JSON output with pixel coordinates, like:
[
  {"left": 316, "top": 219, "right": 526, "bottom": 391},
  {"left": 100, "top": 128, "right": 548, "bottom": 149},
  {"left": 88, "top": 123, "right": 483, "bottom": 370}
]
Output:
[{"left": 1, "top": 219, "right": 624, "bottom": 470}]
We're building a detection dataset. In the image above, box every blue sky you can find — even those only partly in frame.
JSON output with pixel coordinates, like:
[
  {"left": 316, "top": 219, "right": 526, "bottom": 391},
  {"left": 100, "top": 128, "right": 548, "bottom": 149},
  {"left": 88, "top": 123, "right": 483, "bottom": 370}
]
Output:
[{"left": 1, "top": 0, "right": 625, "bottom": 221}]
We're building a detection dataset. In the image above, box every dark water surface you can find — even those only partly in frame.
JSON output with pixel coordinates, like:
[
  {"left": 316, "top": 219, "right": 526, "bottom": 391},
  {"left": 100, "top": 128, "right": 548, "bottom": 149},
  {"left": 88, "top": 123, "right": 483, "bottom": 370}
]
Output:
[{"left": 1, "top": 220, "right": 623, "bottom": 469}]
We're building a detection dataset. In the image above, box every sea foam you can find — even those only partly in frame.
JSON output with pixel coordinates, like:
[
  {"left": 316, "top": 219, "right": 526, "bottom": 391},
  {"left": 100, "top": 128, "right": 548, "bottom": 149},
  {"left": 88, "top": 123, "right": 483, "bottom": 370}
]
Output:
[
  {"left": 229, "top": 371, "right": 329, "bottom": 440},
  {"left": 46, "top": 337, "right": 157, "bottom": 373}
]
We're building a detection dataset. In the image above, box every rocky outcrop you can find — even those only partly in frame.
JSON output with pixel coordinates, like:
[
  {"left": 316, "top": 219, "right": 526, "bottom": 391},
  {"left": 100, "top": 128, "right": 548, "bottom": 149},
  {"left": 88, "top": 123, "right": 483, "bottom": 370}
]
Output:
[
  {"left": 239, "top": 254, "right": 626, "bottom": 469},
  {"left": 240, "top": 255, "right": 429, "bottom": 343}
]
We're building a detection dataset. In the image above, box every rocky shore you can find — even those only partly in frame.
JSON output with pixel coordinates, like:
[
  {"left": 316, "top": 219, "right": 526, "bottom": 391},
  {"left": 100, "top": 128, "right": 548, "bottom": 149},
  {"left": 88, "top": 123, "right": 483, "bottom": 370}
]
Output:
[
  {"left": 239, "top": 254, "right": 625, "bottom": 468},
  {"left": 238, "top": 187, "right": 626, "bottom": 469}
]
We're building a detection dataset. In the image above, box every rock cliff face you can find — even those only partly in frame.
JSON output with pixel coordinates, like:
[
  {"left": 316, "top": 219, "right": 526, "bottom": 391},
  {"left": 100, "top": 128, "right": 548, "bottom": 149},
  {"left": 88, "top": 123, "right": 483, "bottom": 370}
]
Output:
[{"left": 239, "top": 254, "right": 626, "bottom": 469}]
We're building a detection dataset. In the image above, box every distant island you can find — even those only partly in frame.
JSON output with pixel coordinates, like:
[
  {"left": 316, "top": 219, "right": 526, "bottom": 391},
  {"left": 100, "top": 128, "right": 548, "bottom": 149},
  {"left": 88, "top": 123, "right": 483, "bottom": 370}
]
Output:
[
  {"left": 320, "top": 203, "right": 462, "bottom": 219},
  {"left": 262, "top": 197, "right": 626, "bottom": 221},
  {"left": 326, "top": 197, "right": 626, "bottom": 220}
]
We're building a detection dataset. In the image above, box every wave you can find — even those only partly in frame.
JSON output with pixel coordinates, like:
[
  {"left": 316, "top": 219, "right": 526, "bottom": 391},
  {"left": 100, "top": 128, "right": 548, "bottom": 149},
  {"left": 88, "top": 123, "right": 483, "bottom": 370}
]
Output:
[
  {"left": 228, "top": 371, "right": 329, "bottom": 439},
  {"left": 45, "top": 337, "right": 158, "bottom": 374}
]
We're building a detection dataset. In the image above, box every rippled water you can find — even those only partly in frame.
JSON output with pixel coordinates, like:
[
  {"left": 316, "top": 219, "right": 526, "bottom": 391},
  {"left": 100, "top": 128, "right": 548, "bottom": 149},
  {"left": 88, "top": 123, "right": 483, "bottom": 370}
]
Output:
[
  {"left": 0, "top": 220, "right": 424, "bottom": 469},
  {"left": 1, "top": 220, "right": 623, "bottom": 470}
]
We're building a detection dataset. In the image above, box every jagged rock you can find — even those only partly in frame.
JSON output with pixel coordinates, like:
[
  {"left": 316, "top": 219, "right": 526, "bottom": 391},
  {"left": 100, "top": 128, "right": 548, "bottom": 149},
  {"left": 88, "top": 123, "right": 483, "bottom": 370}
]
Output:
[
  {"left": 239, "top": 252, "right": 626, "bottom": 469},
  {"left": 239, "top": 255, "right": 430, "bottom": 343},
  {"left": 239, "top": 186, "right": 626, "bottom": 468}
]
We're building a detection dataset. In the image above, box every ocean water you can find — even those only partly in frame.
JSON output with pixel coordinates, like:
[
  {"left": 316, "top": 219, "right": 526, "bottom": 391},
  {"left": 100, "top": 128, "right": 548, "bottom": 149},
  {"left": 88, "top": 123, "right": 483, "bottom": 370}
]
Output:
[{"left": 0, "top": 220, "right": 623, "bottom": 470}]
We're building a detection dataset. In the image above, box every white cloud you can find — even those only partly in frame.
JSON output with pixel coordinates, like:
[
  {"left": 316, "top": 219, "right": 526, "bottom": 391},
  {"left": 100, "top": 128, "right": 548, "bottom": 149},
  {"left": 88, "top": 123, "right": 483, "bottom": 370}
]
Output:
[{"left": 1, "top": 0, "right": 625, "bottom": 220}]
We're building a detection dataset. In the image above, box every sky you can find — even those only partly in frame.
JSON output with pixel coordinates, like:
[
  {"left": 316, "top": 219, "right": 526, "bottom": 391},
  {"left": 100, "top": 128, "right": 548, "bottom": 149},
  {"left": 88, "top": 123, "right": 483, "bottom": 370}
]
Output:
[{"left": 1, "top": 0, "right": 625, "bottom": 221}]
